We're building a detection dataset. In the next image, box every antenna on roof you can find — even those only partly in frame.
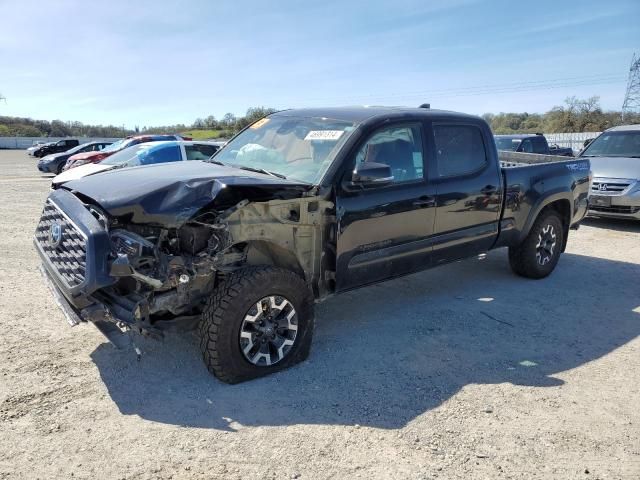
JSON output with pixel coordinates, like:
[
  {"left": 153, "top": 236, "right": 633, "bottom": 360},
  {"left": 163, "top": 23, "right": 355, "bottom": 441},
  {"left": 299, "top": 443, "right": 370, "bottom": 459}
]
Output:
[{"left": 419, "top": 103, "right": 431, "bottom": 109}]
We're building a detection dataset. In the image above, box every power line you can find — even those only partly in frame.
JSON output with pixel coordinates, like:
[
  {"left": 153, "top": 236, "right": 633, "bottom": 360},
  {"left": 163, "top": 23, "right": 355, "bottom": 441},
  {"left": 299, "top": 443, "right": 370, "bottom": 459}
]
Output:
[{"left": 295, "top": 73, "right": 627, "bottom": 105}]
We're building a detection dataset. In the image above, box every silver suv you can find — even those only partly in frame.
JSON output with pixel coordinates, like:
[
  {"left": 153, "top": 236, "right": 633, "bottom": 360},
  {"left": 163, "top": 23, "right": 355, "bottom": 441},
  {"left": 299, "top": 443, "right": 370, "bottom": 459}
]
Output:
[{"left": 581, "top": 125, "right": 640, "bottom": 220}]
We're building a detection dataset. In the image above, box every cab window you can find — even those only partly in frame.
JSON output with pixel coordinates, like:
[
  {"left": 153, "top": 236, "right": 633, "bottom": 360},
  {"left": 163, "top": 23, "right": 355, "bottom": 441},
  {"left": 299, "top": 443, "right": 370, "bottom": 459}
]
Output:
[
  {"left": 354, "top": 124, "right": 424, "bottom": 183},
  {"left": 433, "top": 124, "right": 487, "bottom": 177},
  {"left": 520, "top": 138, "right": 533, "bottom": 153},
  {"left": 531, "top": 137, "right": 547, "bottom": 154}
]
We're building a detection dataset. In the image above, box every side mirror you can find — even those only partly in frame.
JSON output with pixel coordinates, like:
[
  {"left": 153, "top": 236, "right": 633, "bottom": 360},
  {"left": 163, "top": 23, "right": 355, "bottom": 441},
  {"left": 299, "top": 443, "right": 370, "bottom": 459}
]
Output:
[{"left": 351, "top": 161, "right": 394, "bottom": 188}]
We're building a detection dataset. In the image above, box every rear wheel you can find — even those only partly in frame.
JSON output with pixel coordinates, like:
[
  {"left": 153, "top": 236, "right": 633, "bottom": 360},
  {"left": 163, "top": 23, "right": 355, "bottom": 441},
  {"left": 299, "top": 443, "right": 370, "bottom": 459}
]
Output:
[
  {"left": 509, "top": 210, "right": 564, "bottom": 279},
  {"left": 199, "top": 266, "right": 314, "bottom": 383}
]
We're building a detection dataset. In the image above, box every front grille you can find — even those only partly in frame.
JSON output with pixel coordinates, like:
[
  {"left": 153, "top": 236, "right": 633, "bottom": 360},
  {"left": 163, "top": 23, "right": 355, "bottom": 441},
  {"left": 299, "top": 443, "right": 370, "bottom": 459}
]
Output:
[
  {"left": 591, "top": 180, "right": 633, "bottom": 194},
  {"left": 35, "top": 200, "right": 87, "bottom": 287},
  {"left": 590, "top": 205, "right": 640, "bottom": 214}
]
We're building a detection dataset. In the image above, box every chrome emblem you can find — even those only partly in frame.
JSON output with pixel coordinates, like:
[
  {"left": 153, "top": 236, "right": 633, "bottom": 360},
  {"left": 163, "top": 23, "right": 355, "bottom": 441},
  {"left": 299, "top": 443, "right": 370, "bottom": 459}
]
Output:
[
  {"left": 598, "top": 183, "right": 608, "bottom": 191},
  {"left": 49, "top": 222, "right": 63, "bottom": 248}
]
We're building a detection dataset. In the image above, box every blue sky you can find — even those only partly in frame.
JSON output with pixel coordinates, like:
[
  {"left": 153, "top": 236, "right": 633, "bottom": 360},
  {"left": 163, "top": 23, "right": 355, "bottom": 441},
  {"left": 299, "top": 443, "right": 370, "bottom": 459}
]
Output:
[{"left": 0, "top": 0, "right": 638, "bottom": 128}]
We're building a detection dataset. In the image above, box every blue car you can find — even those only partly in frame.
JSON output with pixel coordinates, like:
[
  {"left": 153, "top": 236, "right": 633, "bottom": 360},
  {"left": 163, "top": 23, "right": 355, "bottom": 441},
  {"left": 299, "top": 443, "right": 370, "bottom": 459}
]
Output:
[{"left": 51, "top": 140, "right": 225, "bottom": 187}]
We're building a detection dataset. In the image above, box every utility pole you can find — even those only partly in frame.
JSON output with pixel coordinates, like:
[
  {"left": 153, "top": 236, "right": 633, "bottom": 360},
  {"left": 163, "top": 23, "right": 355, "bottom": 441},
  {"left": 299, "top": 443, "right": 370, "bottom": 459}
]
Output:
[{"left": 621, "top": 53, "right": 640, "bottom": 121}]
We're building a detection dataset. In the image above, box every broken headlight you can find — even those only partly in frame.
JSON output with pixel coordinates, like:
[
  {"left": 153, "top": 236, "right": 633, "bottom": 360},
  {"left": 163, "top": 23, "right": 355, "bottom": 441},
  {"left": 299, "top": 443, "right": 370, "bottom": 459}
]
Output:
[{"left": 110, "top": 230, "right": 155, "bottom": 259}]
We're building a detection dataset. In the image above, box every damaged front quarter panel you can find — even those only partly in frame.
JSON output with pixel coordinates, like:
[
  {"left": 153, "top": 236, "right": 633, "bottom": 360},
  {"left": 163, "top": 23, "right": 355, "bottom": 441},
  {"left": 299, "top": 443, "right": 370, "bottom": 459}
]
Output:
[{"left": 212, "top": 195, "right": 335, "bottom": 299}]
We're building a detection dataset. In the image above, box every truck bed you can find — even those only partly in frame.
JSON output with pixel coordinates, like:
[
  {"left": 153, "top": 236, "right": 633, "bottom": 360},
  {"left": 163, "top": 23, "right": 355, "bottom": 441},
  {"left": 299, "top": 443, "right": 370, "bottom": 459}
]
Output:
[
  {"left": 498, "top": 150, "right": 578, "bottom": 168},
  {"left": 493, "top": 151, "right": 591, "bottom": 249}
]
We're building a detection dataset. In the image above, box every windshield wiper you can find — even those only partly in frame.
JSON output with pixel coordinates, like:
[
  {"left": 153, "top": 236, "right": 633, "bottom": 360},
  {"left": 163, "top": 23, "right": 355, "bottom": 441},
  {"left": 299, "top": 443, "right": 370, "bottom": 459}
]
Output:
[
  {"left": 237, "top": 166, "right": 287, "bottom": 179},
  {"left": 207, "top": 159, "right": 228, "bottom": 166},
  {"left": 206, "top": 159, "right": 287, "bottom": 179}
]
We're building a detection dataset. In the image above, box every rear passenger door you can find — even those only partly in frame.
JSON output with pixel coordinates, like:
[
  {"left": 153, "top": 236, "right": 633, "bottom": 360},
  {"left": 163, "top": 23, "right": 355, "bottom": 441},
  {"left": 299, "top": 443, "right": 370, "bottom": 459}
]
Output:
[{"left": 430, "top": 123, "right": 503, "bottom": 264}]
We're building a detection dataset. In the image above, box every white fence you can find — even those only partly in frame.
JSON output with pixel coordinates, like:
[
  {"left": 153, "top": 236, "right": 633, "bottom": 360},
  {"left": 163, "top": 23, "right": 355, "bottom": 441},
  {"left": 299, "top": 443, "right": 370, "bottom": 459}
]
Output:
[
  {"left": 0, "top": 136, "right": 122, "bottom": 149},
  {"left": 545, "top": 132, "right": 601, "bottom": 153}
]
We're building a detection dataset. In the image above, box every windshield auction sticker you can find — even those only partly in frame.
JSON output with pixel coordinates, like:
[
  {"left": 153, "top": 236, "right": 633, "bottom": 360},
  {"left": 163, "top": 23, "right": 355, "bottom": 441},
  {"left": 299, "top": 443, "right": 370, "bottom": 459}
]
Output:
[
  {"left": 250, "top": 118, "right": 270, "bottom": 129},
  {"left": 304, "top": 130, "right": 344, "bottom": 141}
]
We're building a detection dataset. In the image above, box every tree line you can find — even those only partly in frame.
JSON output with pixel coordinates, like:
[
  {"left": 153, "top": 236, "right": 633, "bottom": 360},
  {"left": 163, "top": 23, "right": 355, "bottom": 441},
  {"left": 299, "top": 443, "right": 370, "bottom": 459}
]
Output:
[
  {"left": 0, "top": 99, "right": 637, "bottom": 138},
  {"left": 484, "top": 96, "right": 639, "bottom": 134},
  {"left": 0, "top": 107, "right": 277, "bottom": 138}
]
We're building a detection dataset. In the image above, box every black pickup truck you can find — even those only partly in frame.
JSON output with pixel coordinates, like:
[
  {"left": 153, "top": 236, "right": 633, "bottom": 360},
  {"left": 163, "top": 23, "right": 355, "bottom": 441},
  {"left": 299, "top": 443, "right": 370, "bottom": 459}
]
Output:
[
  {"left": 35, "top": 107, "right": 590, "bottom": 383},
  {"left": 495, "top": 133, "right": 574, "bottom": 157},
  {"left": 33, "top": 138, "right": 80, "bottom": 158}
]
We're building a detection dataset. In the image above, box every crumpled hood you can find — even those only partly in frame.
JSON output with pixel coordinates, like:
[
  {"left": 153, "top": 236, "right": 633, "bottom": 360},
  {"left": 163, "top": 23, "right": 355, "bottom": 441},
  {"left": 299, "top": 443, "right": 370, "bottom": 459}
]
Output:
[
  {"left": 585, "top": 156, "right": 640, "bottom": 180},
  {"left": 62, "top": 160, "right": 310, "bottom": 227}
]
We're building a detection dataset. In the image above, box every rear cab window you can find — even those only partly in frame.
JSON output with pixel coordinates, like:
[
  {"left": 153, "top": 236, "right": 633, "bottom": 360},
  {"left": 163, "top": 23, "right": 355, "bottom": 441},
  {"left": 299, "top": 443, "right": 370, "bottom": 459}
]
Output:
[
  {"left": 433, "top": 124, "right": 487, "bottom": 177},
  {"left": 531, "top": 136, "right": 547, "bottom": 153}
]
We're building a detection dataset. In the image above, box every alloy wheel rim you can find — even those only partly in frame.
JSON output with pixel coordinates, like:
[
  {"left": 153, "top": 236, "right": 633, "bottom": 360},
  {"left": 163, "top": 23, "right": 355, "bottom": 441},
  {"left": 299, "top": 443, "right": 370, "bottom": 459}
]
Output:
[
  {"left": 239, "top": 295, "right": 298, "bottom": 366},
  {"left": 535, "top": 224, "right": 557, "bottom": 266}
]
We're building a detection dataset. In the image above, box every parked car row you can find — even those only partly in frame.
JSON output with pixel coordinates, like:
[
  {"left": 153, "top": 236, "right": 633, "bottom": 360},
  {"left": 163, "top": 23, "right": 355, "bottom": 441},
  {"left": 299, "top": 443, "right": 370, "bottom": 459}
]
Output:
[
  {"left": 52, "top": 140, "right": 224, "bottom": 187},
  {"left": 38, "top": 141, "right": 113, "bottom": 174},
  {"left": 62, "top": 134, "right": 186, "bottom": 170}
]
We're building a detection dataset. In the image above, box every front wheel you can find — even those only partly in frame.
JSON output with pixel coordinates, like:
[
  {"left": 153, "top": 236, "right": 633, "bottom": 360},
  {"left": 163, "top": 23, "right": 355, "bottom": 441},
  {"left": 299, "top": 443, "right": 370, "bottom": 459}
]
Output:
[
  {"left": 199, "top": 266, "right": 314, "bottom": 383},
  {"left": 509, "top": 210, "right": 564, "bottom": 279}
]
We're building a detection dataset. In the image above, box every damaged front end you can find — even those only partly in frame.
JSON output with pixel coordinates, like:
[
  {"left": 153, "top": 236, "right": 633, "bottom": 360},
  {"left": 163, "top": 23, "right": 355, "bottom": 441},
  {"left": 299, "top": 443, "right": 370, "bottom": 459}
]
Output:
[{"left": 35, "top": 170, "right": 334, "bottom": 345}]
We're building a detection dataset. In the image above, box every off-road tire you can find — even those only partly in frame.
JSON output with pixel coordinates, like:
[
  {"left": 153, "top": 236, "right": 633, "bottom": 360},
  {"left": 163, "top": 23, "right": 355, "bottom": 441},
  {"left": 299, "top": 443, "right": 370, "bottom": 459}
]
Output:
[
  {"left": 509, "top": 209, "right": 564, "bottom": 279},
  {"left": 199, "top": 266, "right": 314, "bottom": 384}
]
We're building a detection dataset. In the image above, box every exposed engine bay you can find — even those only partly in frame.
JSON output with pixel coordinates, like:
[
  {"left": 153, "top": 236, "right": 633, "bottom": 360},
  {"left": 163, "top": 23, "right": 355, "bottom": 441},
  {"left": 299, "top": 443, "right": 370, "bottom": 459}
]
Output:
[{"left": 86, "top": 194, "right": 335, "bottom": 337}]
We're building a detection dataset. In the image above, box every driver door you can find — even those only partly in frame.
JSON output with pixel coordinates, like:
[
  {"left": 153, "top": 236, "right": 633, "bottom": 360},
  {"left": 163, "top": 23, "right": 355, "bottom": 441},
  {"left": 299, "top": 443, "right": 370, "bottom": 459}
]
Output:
[{"left": 335, "top": 122, "right": 437, "bottom": 291}]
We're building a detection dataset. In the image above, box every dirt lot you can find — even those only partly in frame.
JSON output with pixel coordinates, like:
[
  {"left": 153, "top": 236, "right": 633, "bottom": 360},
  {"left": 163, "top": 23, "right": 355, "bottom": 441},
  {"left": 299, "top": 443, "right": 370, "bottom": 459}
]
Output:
[{"left": 0, "top": 150, "right": 638, "bottom": 479}]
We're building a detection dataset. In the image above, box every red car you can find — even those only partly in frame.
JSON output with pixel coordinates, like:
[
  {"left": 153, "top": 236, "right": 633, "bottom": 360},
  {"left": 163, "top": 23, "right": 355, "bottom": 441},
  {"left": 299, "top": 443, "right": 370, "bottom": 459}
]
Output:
[{"left": 63, "top": 134, "right": 186, "bottom": 170}]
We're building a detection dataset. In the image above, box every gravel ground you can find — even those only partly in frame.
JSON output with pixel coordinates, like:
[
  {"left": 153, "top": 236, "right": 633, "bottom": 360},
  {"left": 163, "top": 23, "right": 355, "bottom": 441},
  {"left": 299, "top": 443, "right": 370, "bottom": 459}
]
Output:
[{"left": 0, "top": 150, "right": 639, "bottom": 480}]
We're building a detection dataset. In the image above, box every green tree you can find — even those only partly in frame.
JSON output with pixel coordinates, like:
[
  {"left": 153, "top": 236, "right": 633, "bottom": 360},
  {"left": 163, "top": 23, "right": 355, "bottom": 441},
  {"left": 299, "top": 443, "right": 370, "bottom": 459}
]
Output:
[{"left": 50, "top": 119, "right": 72, "bottom": 137}]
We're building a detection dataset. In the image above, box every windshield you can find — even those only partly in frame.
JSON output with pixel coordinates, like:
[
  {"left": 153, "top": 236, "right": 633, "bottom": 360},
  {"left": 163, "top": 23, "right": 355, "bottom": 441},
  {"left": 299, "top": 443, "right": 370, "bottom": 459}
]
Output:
[
  {"left": 101, "top": 138, "right": 128, "bottom": 153},
  {"left": 581, "top": 130, "right": 640, "bottom": 157},
  {"left": 212, "top": 116, "right": 356, "bottom": 183},
  {"left": 101, "top": 143, "right": 160, "bottom": 166},
  {"left": 495, "top": 137, "right": 521, "bottom": 151},
  {"left": 66, "top": 143, "right": 92, "bottom": 155}
]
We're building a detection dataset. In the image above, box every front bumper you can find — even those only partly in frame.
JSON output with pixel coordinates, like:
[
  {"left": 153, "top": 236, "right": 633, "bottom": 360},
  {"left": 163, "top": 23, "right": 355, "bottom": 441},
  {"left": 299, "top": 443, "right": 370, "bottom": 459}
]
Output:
[
  {"left": 588, "top": 191, "right": 640, "bottom": 220},
  {"left": 39, "top": 264, "right": 131, "bottom": 348},
  {"left": 33, "top": 188, "right": 115, "bottom": 309},
  {"left": 37, "top": 162, "right": 53, "bottom": 173},
  {"left": 39, "top": 264, "right": 82, "bottom": 326}
]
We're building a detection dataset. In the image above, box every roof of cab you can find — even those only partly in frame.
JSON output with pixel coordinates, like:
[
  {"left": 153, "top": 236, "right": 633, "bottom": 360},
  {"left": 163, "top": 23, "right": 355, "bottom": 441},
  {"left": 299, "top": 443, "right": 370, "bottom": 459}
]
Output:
[{"left": 270, "top": 106, "right": 480, "bottom": 123}]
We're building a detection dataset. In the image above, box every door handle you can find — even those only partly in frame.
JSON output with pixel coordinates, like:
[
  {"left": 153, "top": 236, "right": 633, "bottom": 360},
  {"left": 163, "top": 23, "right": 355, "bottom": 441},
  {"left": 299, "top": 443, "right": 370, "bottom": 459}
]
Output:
[
  {"left": 481, "top": 185, "right": 497, "bottom": 195},
  {"left": 413, "top": 196, "right": 436, "bottom": 208}
]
